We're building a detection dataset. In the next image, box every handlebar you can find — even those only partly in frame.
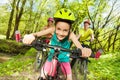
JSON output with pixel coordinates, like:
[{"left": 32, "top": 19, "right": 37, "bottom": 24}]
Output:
[
  {"left": 29, "top": 39, "right": 102, "bottom": 59},
  {"left": 31, "top": 40, "right": 82, "bottom": 55}
]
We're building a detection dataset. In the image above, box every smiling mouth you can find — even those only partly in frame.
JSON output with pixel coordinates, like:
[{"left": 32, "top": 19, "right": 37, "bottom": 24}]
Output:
[
  {"left": 57, "top": 35, "right": 65, "bottom": 39},
  {"left": 58, "top": 36, "right": 64, "bottom": 38}
]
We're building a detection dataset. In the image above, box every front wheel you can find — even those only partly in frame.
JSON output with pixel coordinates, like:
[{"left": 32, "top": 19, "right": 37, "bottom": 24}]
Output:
[
  {"left": 79, "top": 58, "right": 88, "bottom": 80},
  {"left": 34, "top": 51, "right": 43, "bottom": 72},
  {"left": 71, "top": 58, "right": 88, "bottom": 80}
]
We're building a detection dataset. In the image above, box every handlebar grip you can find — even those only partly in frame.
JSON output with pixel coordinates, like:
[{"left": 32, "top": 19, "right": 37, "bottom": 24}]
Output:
[
  {"left": 72, "top": 48, "right": 82, "bottom": 56},
  {"left": 31, "top": 40, "right": 44, "bottom": 51},
  {"left": 74, "top": 48, "right": 102, "bottom": 59},
  {"left": 77, "top": 48, "right": 95, "bottom": 58}
]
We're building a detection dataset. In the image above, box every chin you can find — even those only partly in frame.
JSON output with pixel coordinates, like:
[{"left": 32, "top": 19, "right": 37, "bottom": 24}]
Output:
[{"left": 57, "top": 37, "right": 64, "bottom": 41}]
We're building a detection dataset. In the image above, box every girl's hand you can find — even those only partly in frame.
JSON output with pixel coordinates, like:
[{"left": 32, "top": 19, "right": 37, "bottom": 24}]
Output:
[
  {"left": 22, "top": 34, "right": 35, "bottom": 44},
  {"left": 81, "top": 48, "right": 92, "bottom": 57}
]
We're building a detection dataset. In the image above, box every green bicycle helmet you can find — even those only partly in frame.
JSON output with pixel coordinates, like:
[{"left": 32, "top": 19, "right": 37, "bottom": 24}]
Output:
[{"left": 54, "top": 8, "right": 75, "bottom": 23}]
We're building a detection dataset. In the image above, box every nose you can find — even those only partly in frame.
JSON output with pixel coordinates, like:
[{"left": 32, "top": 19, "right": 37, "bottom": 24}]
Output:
[
  {"left": 59, "top": 31, "right": 64, "bottom": 35},
  {"left": 58, "top": 30, "right": 64, "bottom": 35}
]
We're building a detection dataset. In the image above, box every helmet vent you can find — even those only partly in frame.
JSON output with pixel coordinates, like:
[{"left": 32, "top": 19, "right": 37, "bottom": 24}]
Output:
[
  {"left": 64, "top": 9, "right": 67, "bottom": 12},
  {"left": 69, "top": 13, "right": 72, "bottom": 16},
  {"left": 60, "top": 11, "right": 62, "bottom": 14}
]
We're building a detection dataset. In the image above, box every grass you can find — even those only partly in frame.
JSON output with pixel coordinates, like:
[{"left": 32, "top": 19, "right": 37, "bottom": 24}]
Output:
[
  {"left": 0, "top": 48, "right": 37, "bottom": 76},
  {"left": 88, "top": 51, "right": 120, "bottom": 80}
]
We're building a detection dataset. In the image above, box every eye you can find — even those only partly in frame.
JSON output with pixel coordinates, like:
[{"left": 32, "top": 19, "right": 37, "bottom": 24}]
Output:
[
  {"left": 56, "top": 27, "right": 61, "bottom": 30},
  {"left": 63, "top": 29, "right": 69, "bottom": 32}
]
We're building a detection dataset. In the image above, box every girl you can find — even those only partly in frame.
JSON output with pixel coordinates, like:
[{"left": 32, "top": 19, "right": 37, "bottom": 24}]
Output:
[{"left": 23, "top": 8, "right": 91, "bottom": 80}]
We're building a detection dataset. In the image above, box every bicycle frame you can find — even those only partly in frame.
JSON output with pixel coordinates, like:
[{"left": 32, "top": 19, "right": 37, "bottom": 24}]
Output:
[{"left": 47, "top": 49, "right": 67, "bottom": 80}]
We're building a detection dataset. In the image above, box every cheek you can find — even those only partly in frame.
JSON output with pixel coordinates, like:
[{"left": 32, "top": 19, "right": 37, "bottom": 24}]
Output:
[
  {"left": 56, "top": 30, "right": 69, "bottom": 37},
  {"left": 55, "top": 29, "right": 59, "bottom": 35},
  {"left": 64, "top": 31, "right": 69, "bottom": 36}
]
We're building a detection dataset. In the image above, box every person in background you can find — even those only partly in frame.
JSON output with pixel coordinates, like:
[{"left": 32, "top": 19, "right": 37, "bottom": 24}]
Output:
[
  {"left": 43, "top": 17, "right": 54, "bottom": 39},
  {"left": 77, "top": 19, "right": 94, "bottom": 47},
  {"left": 71, "top": 19, "right": 94, "bottom": 68}
]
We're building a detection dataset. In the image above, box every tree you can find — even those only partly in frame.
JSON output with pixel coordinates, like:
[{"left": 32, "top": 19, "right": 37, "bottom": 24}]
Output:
[
  {"left": 86, "top": 0, "right": 120, "bottom": 51},
  {"left": 6, "top": 0, "right": 16, "bottom": 39},
  {"left": 11, "top": 0, "right": 27, "bottom": 39}
]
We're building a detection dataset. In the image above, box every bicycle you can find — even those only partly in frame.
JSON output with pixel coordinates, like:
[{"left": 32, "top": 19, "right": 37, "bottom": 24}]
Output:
[
  {"left": 28, "top": 39, "right": 84, "bottom": 80},
  {"left": 28, "top": 39, "right": 102, "bottom": 80}
]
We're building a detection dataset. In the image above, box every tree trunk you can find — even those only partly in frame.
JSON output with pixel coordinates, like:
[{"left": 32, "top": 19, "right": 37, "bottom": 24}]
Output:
[
  {"left": 11, "top": 0, "right": 26, "bottom": 39},
  {"left": 6, "top": 0, "right": 16, "bottom": 39}
]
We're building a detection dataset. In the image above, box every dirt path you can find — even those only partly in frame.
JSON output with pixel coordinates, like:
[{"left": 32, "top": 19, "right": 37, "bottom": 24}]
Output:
[
  {"left": 0, "top": 71, "right": 40, "bottom": 80},
  {"left": 0, "top": 53, "right": 40, "bottom": 80},
  {"left": 0, "top": 53, "right": 12, "bottom": 63}
]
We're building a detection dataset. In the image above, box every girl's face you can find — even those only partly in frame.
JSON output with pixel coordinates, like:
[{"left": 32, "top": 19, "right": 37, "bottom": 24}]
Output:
[
  {"left": 55, "top": 21, "right": 70, "bottom": 41},
  {"left": 48, "top": 21, "right": 53, "bottom": 26}
]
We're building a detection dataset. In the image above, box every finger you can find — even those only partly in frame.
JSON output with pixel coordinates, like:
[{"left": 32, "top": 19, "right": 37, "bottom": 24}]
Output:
[{"left": 82, "top": 48, "right": 86, "bottom": 57}]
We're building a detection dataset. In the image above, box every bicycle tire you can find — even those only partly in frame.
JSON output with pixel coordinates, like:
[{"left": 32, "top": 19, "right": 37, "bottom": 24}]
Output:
[
  {"left": 34, "top": 51, "right": 42, "bottom": 72},
  {"left": 34, "top": 51, "right": 48, "bottom": 72},
  {"left": 71, "top": 58, "right": 88, "bottom": 80},
  {"left": 79, "top": 59, "right": 88, "bottom": 80},
  {"left": 72, "top": 59, "right": 81, "bottom": 80},
  {"left": 54, "top": 67, "right": 65, "bottom": 80}
]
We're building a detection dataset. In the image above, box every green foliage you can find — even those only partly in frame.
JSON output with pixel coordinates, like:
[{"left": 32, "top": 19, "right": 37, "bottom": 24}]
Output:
[
  {"left": 90, "top": 27, "right": 120, "bottom": 52},
  {"left": 0, "top": 0, "right": 119, "bottom": 53},
  {"left": 67, "top": 1, "right": 92, "bottom": 34},
  {"left": 25, "top": 48, "right": 37, "bottom": 56},
  {"left": 88, "top": 51, "right": 120, "bottom": 80},
  {"left": 0, "top": 6, "right": 9, "bottom": 35}
]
